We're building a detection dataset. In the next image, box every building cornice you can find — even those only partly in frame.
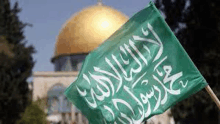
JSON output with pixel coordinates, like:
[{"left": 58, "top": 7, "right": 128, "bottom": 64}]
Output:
[{"left": 33, "top": 71, "right": 78, "bottom": 77}]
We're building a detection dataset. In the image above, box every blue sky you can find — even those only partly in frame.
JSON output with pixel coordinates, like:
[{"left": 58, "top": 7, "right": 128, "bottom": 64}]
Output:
[{"left": 10, "top": 0, "right": 151, "bottom": 75}]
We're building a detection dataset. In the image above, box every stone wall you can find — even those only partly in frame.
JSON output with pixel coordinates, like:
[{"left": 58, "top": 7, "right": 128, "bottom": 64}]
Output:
[
  {"left": 32, "top": 71, "right": 78, "bottom": 101},
  {"left": 32, "top": 71, "right": 175, "bottom": 124}
]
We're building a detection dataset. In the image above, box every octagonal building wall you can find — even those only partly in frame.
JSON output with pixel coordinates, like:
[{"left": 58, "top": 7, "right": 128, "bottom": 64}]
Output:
[{"left": 33, "top": 71, "right": 77, "bottom": 101}]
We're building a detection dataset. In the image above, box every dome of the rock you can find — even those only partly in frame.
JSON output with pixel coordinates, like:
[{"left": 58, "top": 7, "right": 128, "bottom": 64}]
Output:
[{"left": 53, "top": 3, "right": 128, "bottom": 60}]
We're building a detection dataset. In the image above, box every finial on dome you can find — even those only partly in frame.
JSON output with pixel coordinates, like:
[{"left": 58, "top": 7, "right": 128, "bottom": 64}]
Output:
[{"left": 97, "top": 0, "right": 103, "bottom": 5}]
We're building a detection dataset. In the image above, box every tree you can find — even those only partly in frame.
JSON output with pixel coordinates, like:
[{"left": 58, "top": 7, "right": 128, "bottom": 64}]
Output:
[
  {"left": 16, "top": 100, "right": 47, "bottom": 124},
  {"left": 0, "top": 0, "right": 35, "bottom": 123},
  {"left": 155, "top": 0, "right": 220, "bottom": 123}
]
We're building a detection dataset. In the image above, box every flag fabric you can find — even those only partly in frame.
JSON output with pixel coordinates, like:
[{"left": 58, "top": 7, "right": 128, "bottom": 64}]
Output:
[{"left": 64, "top": 1, "right": 207, "bottom": 124}]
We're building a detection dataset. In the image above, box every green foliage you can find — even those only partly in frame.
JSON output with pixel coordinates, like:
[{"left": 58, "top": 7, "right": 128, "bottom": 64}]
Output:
[
  {"left": 0, "top": 36, "right": 14, "bottom": 57},
  {"left": 0, "top": 0, "right": 35, "bottom": 123},
  {"left": 155, "top": 0, "right": 220, "bottom": 123},
  {"left": 17, "top": 101, "right": 47, "bottom": 124}
]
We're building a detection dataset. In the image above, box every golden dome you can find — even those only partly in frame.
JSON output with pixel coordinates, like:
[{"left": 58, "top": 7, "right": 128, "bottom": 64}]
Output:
[{"left": 53, "top": 4, "right": 128, "bottom": 59}]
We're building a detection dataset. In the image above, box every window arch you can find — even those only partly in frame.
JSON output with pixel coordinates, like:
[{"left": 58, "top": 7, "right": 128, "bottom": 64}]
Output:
[{"left": 47, "top": 83, "right": 71, "bottom": 114}]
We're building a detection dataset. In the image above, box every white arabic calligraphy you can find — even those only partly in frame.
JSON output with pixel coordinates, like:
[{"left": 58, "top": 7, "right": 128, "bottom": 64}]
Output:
[{"left": 76, "top": 23, "right": 187, "bottom": 123}]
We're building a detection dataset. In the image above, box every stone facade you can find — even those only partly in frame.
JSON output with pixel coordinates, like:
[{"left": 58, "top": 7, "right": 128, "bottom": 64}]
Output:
[
  {"left": 33, "top": 71, "right": 77, "bottom": 101},
  {"left": 32, "top": 71, "right": 175, "bottom": 124},
  {"left": 33, "top": 71, "right": 88, "bottom": 124}
]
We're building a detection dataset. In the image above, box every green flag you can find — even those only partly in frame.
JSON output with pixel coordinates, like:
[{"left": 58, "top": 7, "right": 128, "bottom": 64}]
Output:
[{"left": 65, "top": 1, "right": 207, "bottom": 124}]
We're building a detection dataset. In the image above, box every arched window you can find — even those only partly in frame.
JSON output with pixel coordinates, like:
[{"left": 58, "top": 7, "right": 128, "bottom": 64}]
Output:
[{"left": 47, "top": 83, "right": 71, "bottom": 115}]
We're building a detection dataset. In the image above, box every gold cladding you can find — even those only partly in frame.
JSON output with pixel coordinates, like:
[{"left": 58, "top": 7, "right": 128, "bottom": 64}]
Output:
[{"left": 54, "top": 5, "right": 128, "bottom": 57}]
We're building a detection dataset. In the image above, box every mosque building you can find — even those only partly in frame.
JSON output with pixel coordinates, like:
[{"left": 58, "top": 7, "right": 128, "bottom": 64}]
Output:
[{"left": 32, "top": 1, "right": 174, "bottom": 124}]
